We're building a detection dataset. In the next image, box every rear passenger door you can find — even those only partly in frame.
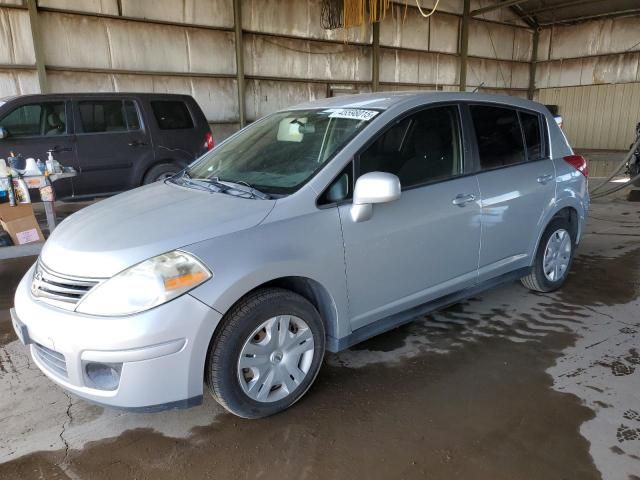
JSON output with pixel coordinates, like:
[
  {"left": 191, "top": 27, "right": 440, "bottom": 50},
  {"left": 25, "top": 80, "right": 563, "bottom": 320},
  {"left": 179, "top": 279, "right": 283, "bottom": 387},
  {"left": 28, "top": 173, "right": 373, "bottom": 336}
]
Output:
[
  {"left": 469, "top": 104, "right": 555, "bottom": 282},
  {"left": 73, "top": 98, "right": 152, "bottom": 196}
]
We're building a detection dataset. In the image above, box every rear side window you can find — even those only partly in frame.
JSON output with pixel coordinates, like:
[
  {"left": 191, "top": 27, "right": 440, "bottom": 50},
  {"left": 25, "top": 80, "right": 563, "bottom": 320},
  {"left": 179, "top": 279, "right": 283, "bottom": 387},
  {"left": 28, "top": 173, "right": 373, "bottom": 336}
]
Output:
[
  {"left": 519, "top": 111, "right": 543, "bottom": 161},
  {"left": 79, "top": 101, "right": 126, "bottom": 133},
  {"left": 471, "top": 106, "right": 525, "bottom": 170},
  {"left": 0, "top": 102, "right": 66, "bottom": 137},
  {"left": 151, "top": 101, "right": 194, "bottom": 130}
]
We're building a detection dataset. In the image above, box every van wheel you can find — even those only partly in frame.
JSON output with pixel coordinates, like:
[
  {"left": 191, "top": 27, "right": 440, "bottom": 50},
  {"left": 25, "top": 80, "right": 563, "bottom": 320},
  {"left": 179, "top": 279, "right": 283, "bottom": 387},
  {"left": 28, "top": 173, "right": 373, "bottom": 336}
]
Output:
[
  {"left": 206, "top": 288, "right": 325, "bottom": 419},
  {"left": 143, "top": 164, "right": 181, "bottom": 184},
  {"left": 521, "top": 218, "right": 576, "bottom": 292}
]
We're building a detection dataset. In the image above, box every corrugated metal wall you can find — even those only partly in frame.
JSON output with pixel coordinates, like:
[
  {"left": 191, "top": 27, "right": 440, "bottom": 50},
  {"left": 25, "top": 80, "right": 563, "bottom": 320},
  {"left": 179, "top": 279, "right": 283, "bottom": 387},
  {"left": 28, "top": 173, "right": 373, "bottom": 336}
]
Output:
[
  {"left": 535, "top": 15, "right": 640, "bottom": 150},
  {"left": 0, "top": 0, "right": 533, "bottom": 140},
  {"left": 537, "top": 83, "right": 640, "bottom": 150}
]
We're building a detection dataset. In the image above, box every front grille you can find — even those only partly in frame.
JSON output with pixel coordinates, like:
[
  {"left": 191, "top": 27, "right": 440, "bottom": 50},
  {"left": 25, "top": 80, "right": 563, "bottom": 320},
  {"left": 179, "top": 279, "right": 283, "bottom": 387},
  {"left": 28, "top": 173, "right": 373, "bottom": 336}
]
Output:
[
  {"left": 34, "top": 343, "right": 68, "bottom": 378},
  {"left": 31, "top": 261, "right": 101, "bottom": 311}
]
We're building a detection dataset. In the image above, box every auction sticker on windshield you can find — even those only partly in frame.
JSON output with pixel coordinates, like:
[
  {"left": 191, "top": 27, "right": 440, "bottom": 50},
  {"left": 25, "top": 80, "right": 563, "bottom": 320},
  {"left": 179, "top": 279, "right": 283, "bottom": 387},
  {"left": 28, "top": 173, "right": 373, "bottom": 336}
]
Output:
[{"left": 326, "top": 109, "right": 379, "bottom": 121}]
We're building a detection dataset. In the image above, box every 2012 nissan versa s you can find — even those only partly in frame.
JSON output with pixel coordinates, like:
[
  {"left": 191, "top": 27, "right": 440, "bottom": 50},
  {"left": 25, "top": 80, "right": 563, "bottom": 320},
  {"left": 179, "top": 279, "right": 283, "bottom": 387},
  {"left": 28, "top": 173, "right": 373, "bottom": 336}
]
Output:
[{"left": 11, "top": 92, "right": 589, "bottom": 419}]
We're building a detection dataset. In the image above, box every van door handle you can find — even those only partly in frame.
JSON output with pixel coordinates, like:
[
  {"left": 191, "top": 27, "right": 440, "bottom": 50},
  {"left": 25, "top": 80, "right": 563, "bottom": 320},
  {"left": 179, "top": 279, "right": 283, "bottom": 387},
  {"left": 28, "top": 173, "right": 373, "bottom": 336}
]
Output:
[
  {"left": 537, "top": 174, "right": 554, "bottom": 184},
  {"left": 128, "top": 140, "right": 147, "bottom": 147},
  {"left": 49, "top": 146, "right": 72, "bottom": 153},
  {"left": 452, "top": 194, "right": 476, "bottom": 207}
]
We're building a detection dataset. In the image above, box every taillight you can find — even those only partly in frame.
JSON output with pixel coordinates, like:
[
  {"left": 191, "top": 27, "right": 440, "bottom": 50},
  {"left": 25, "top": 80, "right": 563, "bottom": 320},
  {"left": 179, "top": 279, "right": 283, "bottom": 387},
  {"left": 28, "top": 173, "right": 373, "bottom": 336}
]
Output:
[
  {"left": 204, "top": 132, "right": 214, "bottom": 150},
  {"left": 564, "top": 155, "right": 588, "bottom": 177}
]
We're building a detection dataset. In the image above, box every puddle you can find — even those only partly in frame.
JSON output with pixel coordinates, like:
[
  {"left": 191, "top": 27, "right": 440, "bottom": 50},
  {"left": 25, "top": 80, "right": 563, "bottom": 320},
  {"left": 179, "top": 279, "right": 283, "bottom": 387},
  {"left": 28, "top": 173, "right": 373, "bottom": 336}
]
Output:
[{"left": 0, "top": 335, "right": 599, "bottom": 480}]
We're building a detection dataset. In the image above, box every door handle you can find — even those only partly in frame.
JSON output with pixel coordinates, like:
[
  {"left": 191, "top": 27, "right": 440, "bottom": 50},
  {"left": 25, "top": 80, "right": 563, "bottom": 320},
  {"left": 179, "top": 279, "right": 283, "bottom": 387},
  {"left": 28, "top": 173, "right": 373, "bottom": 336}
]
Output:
[
  {"left": 452, "top": 193, "right": 476, "bottom": 207},
  {"left": 128, "top": 140, "right": 148, "bottom": 147},
  {"left": 49, "top": 146, "right": 72, "bottom": 153},
  {"left": 537, "top": 174, "right": 554, "bottom": 184}
]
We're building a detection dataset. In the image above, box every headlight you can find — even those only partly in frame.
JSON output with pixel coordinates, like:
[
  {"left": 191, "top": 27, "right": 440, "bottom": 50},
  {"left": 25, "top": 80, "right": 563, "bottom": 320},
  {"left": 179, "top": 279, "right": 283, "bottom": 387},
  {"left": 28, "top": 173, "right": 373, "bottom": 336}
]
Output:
[{"left": 75, "top": 251, "right": 212, "bottom": 316}]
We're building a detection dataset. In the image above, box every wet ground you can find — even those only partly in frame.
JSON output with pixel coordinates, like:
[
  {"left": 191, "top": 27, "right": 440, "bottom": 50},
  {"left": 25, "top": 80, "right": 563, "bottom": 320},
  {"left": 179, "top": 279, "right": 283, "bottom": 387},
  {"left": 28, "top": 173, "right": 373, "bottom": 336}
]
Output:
[{"left": 0, "top": 197, "right": 639, "bottom": 479}]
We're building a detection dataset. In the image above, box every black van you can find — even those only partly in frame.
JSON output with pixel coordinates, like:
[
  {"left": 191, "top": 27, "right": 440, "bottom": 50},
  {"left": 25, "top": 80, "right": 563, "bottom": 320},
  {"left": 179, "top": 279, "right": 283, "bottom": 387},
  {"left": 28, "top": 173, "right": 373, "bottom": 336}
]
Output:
[{"left": 0, "top": 93, "right": 213, "bottom": 200}]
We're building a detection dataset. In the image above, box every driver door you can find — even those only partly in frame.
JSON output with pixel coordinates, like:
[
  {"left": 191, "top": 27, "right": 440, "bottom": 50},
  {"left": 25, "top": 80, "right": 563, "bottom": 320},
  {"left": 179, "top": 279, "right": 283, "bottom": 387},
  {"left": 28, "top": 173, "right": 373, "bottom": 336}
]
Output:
[
  {"left": 337, "top": 105, "right": 481, "bottom": 330},
  {"left": 0, "top": 99, "right": 76, "bottom": 198}
]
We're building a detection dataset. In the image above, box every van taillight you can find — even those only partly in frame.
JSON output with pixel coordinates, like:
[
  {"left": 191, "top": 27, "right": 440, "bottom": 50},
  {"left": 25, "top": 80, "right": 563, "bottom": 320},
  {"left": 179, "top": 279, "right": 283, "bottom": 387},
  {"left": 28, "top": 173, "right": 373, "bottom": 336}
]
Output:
[
  {"left": 564, "top": 155, "right": 588, "bottom": 177},
  {"left": 204, "top": 132, "right": 214, "bottom": 150}
]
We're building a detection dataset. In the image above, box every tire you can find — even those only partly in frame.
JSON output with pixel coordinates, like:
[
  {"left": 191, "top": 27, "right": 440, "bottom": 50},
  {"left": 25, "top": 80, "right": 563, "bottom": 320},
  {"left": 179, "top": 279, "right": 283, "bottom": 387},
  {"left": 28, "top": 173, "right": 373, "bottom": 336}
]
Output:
[
  {"left": 521, "top": 218, "right": 576, "bottom": 293},
  {"left": 143, "top": 163, "right": 181, "bottom": 184},
  {"left": 206, "top": 288, "right": 326, "bottom": 419}
]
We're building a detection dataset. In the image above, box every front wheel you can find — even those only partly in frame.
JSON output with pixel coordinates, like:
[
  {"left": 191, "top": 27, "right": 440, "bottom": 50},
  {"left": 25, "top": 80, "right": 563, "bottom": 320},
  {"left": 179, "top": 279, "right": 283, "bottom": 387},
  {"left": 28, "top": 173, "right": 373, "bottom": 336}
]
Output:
[
  {"left": 206, "top": 288, "right": 326, "bottom": 419},
  {"left": 521, "top": 218, "right": 576, "bottom": 292}
]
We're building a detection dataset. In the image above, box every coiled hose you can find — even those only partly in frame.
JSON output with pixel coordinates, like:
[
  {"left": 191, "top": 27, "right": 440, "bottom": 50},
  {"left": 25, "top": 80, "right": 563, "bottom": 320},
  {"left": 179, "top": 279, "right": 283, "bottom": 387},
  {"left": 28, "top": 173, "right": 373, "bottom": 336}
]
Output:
[{"left": 589, "top": 136, "right": 640, "bottom": 199}]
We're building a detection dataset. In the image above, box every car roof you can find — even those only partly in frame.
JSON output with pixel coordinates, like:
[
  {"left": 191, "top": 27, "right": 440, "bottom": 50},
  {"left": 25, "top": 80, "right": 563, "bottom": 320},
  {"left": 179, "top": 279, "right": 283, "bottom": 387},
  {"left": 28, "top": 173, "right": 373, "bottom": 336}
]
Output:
[{"left": 289, "top": 91, "right": 549, "bottom": 114}]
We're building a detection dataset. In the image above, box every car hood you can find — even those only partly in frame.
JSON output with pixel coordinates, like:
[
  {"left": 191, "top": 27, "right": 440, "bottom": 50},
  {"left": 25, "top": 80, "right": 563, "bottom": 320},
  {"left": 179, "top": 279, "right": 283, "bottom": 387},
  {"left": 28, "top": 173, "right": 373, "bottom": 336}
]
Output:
[{"left": 40, "top": 181, "right": 276, "bottom": 278}]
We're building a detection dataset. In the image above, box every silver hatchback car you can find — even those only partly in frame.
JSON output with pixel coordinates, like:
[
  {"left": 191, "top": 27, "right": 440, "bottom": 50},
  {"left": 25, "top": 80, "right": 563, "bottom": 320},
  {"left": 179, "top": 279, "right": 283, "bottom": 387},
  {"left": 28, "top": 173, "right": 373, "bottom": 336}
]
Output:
[{"left": 12, "top": 92, "right": 589, "bottom": 418}]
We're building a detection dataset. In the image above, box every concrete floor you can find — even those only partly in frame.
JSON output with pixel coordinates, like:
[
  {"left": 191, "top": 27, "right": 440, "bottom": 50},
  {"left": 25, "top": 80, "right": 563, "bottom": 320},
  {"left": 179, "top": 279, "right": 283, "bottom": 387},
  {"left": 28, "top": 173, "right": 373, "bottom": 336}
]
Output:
[{"left": 0, "top": 196, "right": 639, "bottom": 480}]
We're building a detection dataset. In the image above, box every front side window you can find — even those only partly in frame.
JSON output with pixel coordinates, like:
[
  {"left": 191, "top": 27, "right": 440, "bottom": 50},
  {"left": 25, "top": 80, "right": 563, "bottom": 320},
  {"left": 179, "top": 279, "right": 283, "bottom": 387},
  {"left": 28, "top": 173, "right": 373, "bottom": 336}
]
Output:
[
  {"left": 183, "top": 108, "right": 376, "bottom": 195},
  {"left": 519, "top": 111, "right": 543, "bottom": 161},
  {"left": 359, "top": 105, "right": 463, "bottom": 189},
  {"left": 471, "top": 106, "right": 525, "bottom": 170},
  {"left": 0, "top": 102, "right": 66, "bottom": 138},
  {"left": 151, "top": 101, "right": 194, "bottom": 130},
  {"left": 79, "top": 101, "right": 126, "bottom": 133}
]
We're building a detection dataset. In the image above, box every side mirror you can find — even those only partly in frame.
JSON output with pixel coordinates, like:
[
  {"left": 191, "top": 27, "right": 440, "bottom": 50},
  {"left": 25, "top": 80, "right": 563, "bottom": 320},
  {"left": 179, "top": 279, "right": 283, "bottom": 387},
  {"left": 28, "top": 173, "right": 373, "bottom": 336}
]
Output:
[
  {"left": 0, "top": 127, "right": 8, "bottom": 140},
  {"left": 350, "top": 172, "right": 401, "bottom": 222}
]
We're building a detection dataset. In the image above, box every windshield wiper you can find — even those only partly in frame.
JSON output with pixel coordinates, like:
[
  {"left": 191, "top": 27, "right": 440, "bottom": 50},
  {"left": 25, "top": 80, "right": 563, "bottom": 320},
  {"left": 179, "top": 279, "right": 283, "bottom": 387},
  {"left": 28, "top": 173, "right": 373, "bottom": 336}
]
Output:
[{"left": 214, "top": 178, "right": 271, "bottom": 200}]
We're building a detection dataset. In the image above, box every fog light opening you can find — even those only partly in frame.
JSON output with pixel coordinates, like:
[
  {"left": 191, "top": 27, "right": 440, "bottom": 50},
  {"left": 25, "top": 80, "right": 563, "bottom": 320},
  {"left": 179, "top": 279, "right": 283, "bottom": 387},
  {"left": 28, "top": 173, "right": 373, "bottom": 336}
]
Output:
[{"left": 84, "top": 362, "right": 122, "bottom": 391}]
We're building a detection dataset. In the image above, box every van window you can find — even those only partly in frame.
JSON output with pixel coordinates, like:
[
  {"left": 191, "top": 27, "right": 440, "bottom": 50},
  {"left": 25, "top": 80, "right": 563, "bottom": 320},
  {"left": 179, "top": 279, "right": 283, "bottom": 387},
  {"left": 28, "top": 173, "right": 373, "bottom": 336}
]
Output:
[
  {"left": 0, "top": 102, "right": 66, "bottom": 137},
  {"left": 79, "top": 101, "right": 126, "bottom": 133},
  {"left": 151, "top": 101, "right": 194, "bottom": 130},
  {"left": 519, "top": 111, "right": 543, "bottom": 161},
  {"left": 471, "top": 106, "right": 525, "bottom": 170},
  {"left": 359, "top": 106, "right": 463, "bottom": 188}
]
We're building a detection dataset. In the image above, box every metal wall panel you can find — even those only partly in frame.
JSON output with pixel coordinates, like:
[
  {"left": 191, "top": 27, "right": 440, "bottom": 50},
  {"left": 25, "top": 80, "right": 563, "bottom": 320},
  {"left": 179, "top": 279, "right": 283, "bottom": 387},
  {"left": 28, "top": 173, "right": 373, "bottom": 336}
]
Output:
[
  {"left": 536, "top": 53, "right": 640, "bottom": 88},
  {"left": 548, "top": 17, "right": 640, "bottom": 60},
  {"left": 244, "top": 34, "right": 371, "bottom": 82},
  {"left": 47, "top": 70, "right": 238, "bottom": 122},
  {"left": 428, "top": 11, "right": 458, "bottom": 54},
  {"left": 0, "top": 69, "right": 38, "bottom": 95},
  {"left": 380, "top": 3, "right": 429, "bottom": 50},
  {"left": 467, "top": 57, "right": 529, "bottom": 89},
  {"left": 39, "top": 12, "right": 236, "bottom": 74},
  {"left": 38, "top": 0, "right": 118, "bottom": 15},
  {"left": 380, "top": 49, "right": 459, "bottom": 86},
  {"left": 245, "top": 79, "right": 327, "bottom": 120},
  {"left": 0, "top": 7, "right": 35, "bottom": 65},
  {"left": 121, "top": 0, "right": 233, "bottom": 29},
  {"left": 243, "top": 0, "right": 371, "bottom": 43},
  {"left": 536, "top": 83, "right": 640, "bottom": 150}
]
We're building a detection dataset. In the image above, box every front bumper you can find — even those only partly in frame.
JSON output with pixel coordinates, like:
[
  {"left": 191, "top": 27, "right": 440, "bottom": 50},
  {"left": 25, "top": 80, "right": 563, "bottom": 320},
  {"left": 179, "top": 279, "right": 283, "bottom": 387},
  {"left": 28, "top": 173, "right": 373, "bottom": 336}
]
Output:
[{"left": 13, "top": 264, "right": 222, "bottom": 410}]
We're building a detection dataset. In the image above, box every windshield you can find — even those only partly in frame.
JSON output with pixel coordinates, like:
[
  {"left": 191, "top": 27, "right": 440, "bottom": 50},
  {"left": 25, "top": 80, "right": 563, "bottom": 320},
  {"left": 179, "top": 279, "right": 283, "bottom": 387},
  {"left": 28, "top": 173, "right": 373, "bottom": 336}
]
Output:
[{"left": 182, "top": 108, "right": 378, "bottom": 195}]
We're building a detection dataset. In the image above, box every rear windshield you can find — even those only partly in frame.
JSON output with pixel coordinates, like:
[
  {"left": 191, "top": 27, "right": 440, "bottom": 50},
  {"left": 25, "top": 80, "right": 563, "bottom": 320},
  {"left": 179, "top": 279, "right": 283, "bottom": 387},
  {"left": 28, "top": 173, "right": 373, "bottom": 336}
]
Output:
[{"left": 151, "top": 101, "right": 194, "bottom": 130}]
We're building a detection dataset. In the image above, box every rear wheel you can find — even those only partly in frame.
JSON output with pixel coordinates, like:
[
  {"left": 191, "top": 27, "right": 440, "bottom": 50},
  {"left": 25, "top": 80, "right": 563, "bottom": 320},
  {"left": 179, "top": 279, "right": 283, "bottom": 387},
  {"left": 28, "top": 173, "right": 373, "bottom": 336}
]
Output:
[
  {"left": 143, "top": 163, "right": 181, "bottom": 184},
  {"left": 521, "top": 218, "right": 575, "bottom": 292},
  {"left": 206, "top": 288, "right": 325, "bottom": 419}
]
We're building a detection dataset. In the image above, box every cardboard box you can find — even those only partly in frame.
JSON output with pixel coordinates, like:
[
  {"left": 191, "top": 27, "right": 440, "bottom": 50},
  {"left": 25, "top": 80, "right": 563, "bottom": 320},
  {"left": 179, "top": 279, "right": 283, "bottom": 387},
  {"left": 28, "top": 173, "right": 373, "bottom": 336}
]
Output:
[{"left": 0, "top": 203, "right": 44, "bottom": 245}]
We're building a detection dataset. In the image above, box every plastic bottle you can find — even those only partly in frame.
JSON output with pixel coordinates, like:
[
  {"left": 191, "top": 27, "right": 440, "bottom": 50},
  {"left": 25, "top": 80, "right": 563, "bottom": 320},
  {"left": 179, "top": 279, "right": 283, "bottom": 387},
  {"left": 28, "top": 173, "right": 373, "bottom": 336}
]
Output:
[
  {"left": 37, "top": 159, "right": 45, "bottom": 173},
  {"left": 46, "top": 151, "right": 55, "bottom": 174}
]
